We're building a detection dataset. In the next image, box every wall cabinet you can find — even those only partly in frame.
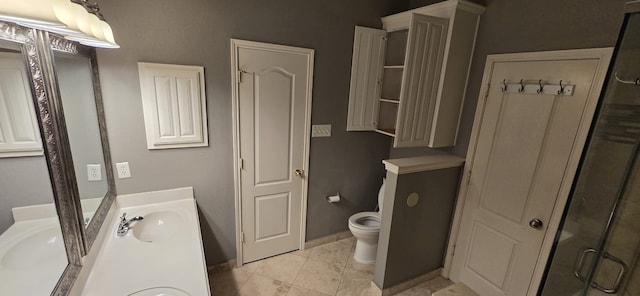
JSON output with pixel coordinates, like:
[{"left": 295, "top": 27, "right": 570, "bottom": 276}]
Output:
[
  {"left": 346, "top": 0, "right": 485, "bottom": 148},
  {"left": 138, "top": 63, "right": 208, "bottom": 150}
]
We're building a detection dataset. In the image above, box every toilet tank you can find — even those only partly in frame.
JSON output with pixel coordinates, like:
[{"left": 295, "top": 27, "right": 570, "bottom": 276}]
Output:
[{"left": 378, "top": 179, "right": 386, "bottom": 212}]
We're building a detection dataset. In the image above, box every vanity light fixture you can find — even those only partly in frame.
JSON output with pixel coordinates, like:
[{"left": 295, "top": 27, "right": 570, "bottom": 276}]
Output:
[{"left": 0, "top": 0, "right": 119, "bottom": 48}]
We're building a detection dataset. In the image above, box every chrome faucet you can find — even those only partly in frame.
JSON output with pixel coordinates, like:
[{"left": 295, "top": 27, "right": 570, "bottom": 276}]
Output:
[{"left": 117, "top": 212, "right": 144, "bottom": 236}]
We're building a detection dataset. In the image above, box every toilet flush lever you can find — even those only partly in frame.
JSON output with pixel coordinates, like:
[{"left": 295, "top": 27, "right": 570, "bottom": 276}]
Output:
[{"left": 295, "top": 169, "right": 304, "bottom": 178}]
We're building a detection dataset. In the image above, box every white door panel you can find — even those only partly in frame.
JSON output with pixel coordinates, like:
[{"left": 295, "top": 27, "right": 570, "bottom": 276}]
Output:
[
  {"left": 452, "top": 58, "right": 602, "bottom": 295},
  {"left": 235, "top": 41, "right": 313, "bottom": 263},
  {"left": 0, "top": 52, "right": 42, "bottom": 157}
]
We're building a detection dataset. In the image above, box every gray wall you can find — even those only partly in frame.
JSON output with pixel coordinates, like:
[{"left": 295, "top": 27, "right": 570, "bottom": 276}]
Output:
[
  {"left": 0, "top": 157, "right": 54, "bottom": 233},
  {"left": 96, "top": 0, "right": 404, "bottom": 265},
  {"left": 374, "top": 167, "right": 461, "bottom": 288},
  {"left": 392, "top": 0, "right": 628, "bottom": 159}
]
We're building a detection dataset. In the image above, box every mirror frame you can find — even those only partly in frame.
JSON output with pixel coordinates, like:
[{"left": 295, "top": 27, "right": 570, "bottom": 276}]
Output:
[
  {"left": 0, "top": 21, "right": 117, "bottom": 295},
  {"left": 48, "top": 33, "right": 117, "bottom": 252}
]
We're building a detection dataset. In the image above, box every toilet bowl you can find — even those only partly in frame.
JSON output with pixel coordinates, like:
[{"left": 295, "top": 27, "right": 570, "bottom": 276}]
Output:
[{"left": 348, "top": 179, "right": 385, "bottom": 264}]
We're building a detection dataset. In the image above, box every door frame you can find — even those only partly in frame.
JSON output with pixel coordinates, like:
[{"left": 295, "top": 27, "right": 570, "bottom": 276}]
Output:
[
  {"left": 230, "top": 39, "right": 314, "bottom": 266},
  {"left": 444, "top": 48, "right": 613, "bottom": 294}
]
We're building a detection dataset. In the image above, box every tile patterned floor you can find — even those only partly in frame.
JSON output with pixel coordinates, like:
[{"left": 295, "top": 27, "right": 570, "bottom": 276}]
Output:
[{"left": 208, "top": 237, "right": 454, "bottom": 296}]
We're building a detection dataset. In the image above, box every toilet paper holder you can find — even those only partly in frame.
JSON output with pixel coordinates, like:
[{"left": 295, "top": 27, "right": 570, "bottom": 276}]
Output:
[{"left": 326, "top": 193, "right": 341, "bottom": 203}]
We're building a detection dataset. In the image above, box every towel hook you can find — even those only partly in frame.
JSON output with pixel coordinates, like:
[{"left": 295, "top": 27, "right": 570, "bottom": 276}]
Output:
[
  {"left": 501, "top": 79, "right": 508, "bottom": 92},
  {"left": 518, "top": 79, "right": 525, "bottom": 93},
  {"left": 537, "top": 79, "right": 544, "bottom": 94},
  {"left": 558, "top": 80, "right": 565, "bottom": 95}
]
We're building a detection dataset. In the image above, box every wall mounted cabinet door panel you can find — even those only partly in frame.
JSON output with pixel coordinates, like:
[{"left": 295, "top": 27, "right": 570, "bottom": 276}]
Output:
[
  {"left": 138, "top": 63, "right": 208, "bottom": 150},
  {"left": 346, "top": 26, "right": 386, "bottom": 131},
  {"left": 394, "top": 14, "right": 448, "bottom": 148},
  {"left": 0, "top": 52, "right": 42, "bottom": 157}
]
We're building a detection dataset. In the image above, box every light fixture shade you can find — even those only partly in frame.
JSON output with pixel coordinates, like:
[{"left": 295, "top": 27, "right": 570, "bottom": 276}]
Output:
[
  {"left": 0, "top": 0, "right": 119, "bottom": 49},
  {"left": 0, "top": 0, "right": 65, "bottom": 27},
  {"left": 67, "top": 11, "right": 119, "bottom": 49}
]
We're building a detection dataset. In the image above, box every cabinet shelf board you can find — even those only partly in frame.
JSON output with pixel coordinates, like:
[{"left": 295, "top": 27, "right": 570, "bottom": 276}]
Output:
[
  {"left": 376, "top": 128, "right": 396, "bottom": 137},
  {"left": 384, "top": 65, "right": 405, "bottom": 69},
  {"left": 380, "top": 98, "right": 400, "bottom": 104}
]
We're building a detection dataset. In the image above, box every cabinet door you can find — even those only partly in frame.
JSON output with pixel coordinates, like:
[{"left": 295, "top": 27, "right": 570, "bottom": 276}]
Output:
[
  {"left": 346, "top": 26, "right": 386, "bottom": 131},
  {"left": 394, "top": 14, "right": 448, "bottom": 148},
  {"left": 138, "top": 63, "right": 208, "bottom": 149}
]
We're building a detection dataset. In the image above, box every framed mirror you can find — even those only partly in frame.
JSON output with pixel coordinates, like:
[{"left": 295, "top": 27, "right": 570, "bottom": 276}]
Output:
[{"left": 0, "top": 21, "right": 117, "bottom": 295}]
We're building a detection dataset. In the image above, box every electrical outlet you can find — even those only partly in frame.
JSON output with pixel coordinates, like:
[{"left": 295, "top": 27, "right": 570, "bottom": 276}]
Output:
[
  {"left": 116, "top": 162, "right": 131, "bottom": 179},
  {"left": 312, "top": 124, "right": 332, "bottom": 137},
  {"left": 87, "top": 164, "right": 102, "bottom": 181}
]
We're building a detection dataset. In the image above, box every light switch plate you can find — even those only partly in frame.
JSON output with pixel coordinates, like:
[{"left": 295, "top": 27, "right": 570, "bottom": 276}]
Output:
[
  {"left": 87, "top": 164, "right": 102, "bottom": 181},
  {"left": 312, "top": 124, "right": 331, "bottom": 137},
  {"left": 116, "top": 162, "right": 131, "bottom": 179}
]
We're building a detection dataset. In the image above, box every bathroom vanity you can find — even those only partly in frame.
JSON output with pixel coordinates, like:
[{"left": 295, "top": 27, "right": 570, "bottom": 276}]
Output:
[
  {"left": 71, "top": 188, "right": 210, "bottom": 296},
  {"left": 374, "top": 154, "right": 464, "bottom": 290}
]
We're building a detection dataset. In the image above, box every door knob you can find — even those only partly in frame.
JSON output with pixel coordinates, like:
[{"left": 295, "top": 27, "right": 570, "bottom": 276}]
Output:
[
  {"left": 295, "top": 169, "right": 304, "bottom": 177},
  {"left": 529, "top": 218, "right": 543, "bottom": 229}
]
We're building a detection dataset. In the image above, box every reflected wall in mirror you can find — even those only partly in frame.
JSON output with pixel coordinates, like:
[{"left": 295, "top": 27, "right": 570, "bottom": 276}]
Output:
[
  {"left": 0, "top": 41, "right": 68, "bottom": 295},
  {"left": 54, "top": 51, "right": 108, "bottom": 227}
]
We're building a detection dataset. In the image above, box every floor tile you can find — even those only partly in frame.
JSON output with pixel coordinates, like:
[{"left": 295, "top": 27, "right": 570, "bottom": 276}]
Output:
[
  {"left": 292, "top": 247, "right": 313, "bottom": 258},
  {"left": 287, "top": 285, "right": 332, "bottom": 296},
  {"left": 209, "top": 268, "right": 252, "bottom": 296},
  {"left": 293, "top": 259, "right": 344, "bottom": 295},
  {"left": 336, "top": 268, "right": 376, "bottom": 296},
  {"left": 309, "top": 240, "right": 352, "bottom": 267},
  {"left": 395, "top": 282, "right": 432, "bottom": 296},
  {"left": 254, "top": 253, "right": 307, "bottom": 283},
  {"left": 237, "top": 274, "right": 291, "bottom": 296},
  {"left": 338, "top": 236, "right": 356, "bottom": 247},
  {"left": 432, "top": 282, "right": 478, "bottom": 296},
  {"left": 428, "top": 276, "right": 454, "bottom": 292},
  {"left": 238, "top": 260, "right": 261, "bottom": 274}
]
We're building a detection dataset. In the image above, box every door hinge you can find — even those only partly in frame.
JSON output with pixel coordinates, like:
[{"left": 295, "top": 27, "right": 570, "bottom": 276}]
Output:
[
  {"left": 241, "top": 232, "right": 245, "bottom": 243},
  {"left": 484, "top": 83, "right": 491, "bottom": 100},
  {"left": 466, "top": 170, "right": 472, "bottom": 186},
  {"left": 451, "top": 244, "right": 456, "bottom": 256},
  {"left": 239, "top": 158, "right": 244, "bottom": 170},
  {"left": 237, "top": 70, "right": 242, "bottom": 83}
]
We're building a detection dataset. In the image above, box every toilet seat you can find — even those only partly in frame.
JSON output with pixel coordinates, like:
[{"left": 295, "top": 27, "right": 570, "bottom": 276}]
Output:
[{"left": 348, "top": 212, "right": 381, "bottom": 232}]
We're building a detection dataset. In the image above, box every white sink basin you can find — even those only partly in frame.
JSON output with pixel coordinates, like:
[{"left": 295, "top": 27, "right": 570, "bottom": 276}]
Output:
[
  {"left": 131, "top": 211, "right": 184, "bottom": 243},
  {"left": 1, "top": 225, "right": 66, "bottom": 269},
  {"left": 128, "top": 287, "right": 190, "bottom": 296}
]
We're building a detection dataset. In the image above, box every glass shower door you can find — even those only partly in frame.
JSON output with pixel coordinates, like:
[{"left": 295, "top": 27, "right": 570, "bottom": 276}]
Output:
[{"left": 540, "top": 12, "right": 640, "bottom": 296}]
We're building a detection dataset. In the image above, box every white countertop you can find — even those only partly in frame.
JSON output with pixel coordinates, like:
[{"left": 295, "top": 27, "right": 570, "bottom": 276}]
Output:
[
  {"left": 78, "top": 187, "right": 210, "bottom": 296},
  {"left": 382, "top": 154, "right": 465, "bottom": 175}
]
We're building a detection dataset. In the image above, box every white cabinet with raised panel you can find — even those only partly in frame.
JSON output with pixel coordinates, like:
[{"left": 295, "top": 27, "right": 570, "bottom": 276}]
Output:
[
  {"left": 138, "top": 63, "right": 208, "bottom": 150},
  {"left": 0, "top": 52, "right": 43, "bottom": 158},
  {"left": 346, "top": 0, "right": 485, "bottom": 148}
]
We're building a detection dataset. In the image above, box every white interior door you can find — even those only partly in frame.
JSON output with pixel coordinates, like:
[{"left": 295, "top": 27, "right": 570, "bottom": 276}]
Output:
[
  {"left": 450, "top": 54, "right": 609, "bottom": 295},
  {"left": 232, "top": 40, "right": 314, "bottom": 264}
]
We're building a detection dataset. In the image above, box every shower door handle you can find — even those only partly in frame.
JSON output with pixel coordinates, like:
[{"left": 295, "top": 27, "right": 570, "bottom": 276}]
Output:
[
  {"left": 590, "top": 252, "right": 628, "bottom": 294},
  {"left": 574, "top": 248, "right": 596, "bottom": 281},
  {"left": 574, "top": 248, "right": 628, "bottom": 294}
]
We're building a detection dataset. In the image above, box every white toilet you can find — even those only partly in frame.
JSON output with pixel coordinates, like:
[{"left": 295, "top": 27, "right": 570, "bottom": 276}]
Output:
[{"left": 348, "top": 179, "right": 385, "bottom": 264}]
